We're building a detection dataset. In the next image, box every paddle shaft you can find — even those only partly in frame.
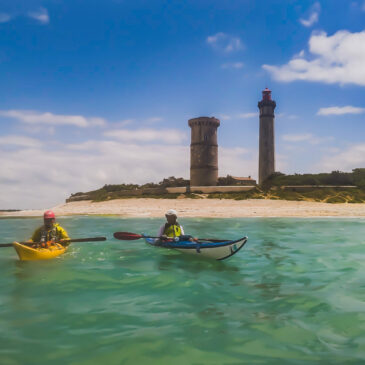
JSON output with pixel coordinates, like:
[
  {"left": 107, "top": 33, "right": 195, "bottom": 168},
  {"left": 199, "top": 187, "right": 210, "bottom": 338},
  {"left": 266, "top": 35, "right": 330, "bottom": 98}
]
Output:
[
  {"left": 0, "top": 237, "right": 107, "bottom": 248},
  {"left": 113, "top": 232, "right": 224, "bottom": 243}
]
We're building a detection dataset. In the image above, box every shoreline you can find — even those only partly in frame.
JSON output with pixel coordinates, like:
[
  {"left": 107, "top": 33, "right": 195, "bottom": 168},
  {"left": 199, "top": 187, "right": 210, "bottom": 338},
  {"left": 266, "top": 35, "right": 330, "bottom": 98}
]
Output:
[{"left": 2, "top": 198, "right": 365, "bottom": 218}]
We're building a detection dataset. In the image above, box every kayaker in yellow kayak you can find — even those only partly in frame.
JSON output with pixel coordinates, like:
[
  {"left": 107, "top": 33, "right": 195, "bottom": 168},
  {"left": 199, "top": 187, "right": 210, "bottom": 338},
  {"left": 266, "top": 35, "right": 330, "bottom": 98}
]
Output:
[
  {"left": 29, "top": 210, "right": 70, "bottom": 248},
  {"left": 158, "top": 209, "right": 196, "bottom": 242}
]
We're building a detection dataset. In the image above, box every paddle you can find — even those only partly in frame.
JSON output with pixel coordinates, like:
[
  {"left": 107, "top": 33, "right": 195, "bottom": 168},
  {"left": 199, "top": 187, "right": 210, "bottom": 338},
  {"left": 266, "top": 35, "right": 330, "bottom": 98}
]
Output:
[
  {"left": 113, "top": 232, "right": 224, "bottom": 243},
  {"left": 114, "top": 232, "right": 159, "bottom": 240},
  {"left": 0, "top": 237, "right": 107, "bottom": 248}
]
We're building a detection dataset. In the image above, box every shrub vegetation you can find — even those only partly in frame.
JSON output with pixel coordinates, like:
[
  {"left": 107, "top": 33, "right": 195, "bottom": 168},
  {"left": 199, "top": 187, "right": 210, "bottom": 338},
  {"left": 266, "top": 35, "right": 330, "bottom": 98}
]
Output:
[{"left": 67, "top": 169, "right": 365, "bottom": 203}]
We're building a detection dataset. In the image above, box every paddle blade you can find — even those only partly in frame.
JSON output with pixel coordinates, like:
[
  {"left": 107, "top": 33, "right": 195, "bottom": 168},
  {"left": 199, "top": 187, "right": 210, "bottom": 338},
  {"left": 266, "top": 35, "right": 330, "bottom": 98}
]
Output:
[{"left": 113, "top": 232, "right": 143, "bottom": 240}]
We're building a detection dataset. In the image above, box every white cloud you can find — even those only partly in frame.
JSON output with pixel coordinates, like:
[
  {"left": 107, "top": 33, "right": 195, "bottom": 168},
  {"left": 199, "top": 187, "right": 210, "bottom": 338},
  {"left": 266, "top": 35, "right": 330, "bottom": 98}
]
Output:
[
  {"left": 112, "top": 119, "right": 135, "bottom": 127},
  {"left": 0, "top": 135, "right": 41, "bottom": 148},
  {"left": 263, "top": 30, "right": 365, "bottom": 86},
  {"left": 237, "top": 112, "right": 258, "bottom": 119},
  {"left": 299, "top": 2, "right": 320, "bottom": 27},
  {"left": 218, "top": 114, "right": 231, "bottom": 121},
  {"left": 295, "top": 50, "right": 305, "bottom": 58},
  {"left": 28, "top": 7, "right": 49, "bottom": 24},
  {"left": 220, "top": 146, "right": 288, "bottom": 178},
  {"left": 282, "top": 133, "right": 313, "bottom": 142},
  {"left": 0, "top": 140, "right": 189, "bottom": 209},
  {"left": 215, "top": 112, "right": 259, "bottom": 121},
  {"left": 104, "top": 128, "right": 186, "bottom": 144},
  {"left": 0, "top": 136, "right": 260, "bottom": 209},
  {"left": 221, "top": 62, "right": 244, "bottom": 69},
  {"left": 0, "top": 13, "right": 11, "bottom": 23},
  {"left": 0, "top": 110, "right": 106, "bottom": 128},
  {"left": 317, "top": 106, "right": 365, "bottom": 116},
  {"left": 282, "top": 133, "right": 333, "bottom": 145},
  {"left": 112, "top": 117, "right": 162, "bottom": 127},
  {"left": 299, "top": 12, "right": 318, "bottom": 27},
  {"left": 316, "top": 143, "right": 365, "bottom": 172},
  {"left": 206, "top": 32, "right": 243, "bottom": 53},
  {"left": 276, "top": 113, "right": 298, "bottom": 120},
  {"left": 214, "top": 112, "right": 259, "bottom": 121},
  {"left": 145, "top": 117, "right": 163, "bottom": 124},
  {"left": 219, "top": 147, "right": 257, "bottom": 177}
]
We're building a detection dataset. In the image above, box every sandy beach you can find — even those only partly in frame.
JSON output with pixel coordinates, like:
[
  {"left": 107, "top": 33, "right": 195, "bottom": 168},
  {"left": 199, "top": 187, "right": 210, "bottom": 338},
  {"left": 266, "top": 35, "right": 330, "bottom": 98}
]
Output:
[{"left": 2, "top": 198, "right": 365, "bottom": 218}]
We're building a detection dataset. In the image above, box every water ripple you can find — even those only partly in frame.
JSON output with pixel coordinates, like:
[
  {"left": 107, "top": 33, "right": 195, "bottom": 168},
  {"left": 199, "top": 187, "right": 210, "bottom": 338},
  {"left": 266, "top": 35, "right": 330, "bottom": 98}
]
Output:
[{"left": 0, "top": 217, "right": 364, "bottom": 364}]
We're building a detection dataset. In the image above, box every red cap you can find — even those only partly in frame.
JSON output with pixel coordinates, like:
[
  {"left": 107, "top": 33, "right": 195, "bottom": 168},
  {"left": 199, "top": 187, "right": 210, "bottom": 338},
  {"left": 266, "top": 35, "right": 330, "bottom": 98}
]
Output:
[{"left": 44, "top": 210, "right": 55, "bottom": 219}]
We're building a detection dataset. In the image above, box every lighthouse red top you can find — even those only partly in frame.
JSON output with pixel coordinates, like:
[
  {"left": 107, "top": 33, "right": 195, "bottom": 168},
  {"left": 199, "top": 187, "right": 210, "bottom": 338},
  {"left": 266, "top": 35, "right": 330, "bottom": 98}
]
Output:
[{"left": 262, "top": 88, "right": 272, "bottom": 101}]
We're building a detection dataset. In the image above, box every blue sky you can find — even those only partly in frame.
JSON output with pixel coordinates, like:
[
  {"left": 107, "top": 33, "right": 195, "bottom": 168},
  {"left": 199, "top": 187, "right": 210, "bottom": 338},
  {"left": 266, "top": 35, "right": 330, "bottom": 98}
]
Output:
[{"left": 1, "top": 0, "right": 365, "bottom": 208}]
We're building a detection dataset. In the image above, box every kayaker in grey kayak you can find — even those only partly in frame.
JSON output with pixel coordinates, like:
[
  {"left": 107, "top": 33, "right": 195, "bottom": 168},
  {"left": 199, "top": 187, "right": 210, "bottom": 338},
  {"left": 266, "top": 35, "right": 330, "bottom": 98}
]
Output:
[
  {"left": 158, "top": 209, "right": 185, "bottom": 240},
  {"left": 158, "top": 209, "right": 198, "bottom": 243}
]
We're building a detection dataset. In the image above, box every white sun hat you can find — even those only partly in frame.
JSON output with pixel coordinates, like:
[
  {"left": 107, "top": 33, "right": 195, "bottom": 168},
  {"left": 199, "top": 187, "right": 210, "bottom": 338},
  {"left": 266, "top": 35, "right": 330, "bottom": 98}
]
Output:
[{"left": 165, "top": 209, "right": 178, "bottom": 217}]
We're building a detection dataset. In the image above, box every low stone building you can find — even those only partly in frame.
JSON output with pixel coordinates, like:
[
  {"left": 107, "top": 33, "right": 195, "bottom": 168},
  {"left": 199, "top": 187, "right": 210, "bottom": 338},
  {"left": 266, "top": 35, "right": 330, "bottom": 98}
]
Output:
[{"left": 230, "top": 176, "right": 257, "bottom": 185}]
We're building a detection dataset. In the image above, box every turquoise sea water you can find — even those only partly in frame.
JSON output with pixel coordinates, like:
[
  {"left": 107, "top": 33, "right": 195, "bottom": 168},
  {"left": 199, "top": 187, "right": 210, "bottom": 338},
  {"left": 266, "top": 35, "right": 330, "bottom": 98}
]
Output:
[{"left": 0, "top": 216, "right": 364, "bottom": 364}]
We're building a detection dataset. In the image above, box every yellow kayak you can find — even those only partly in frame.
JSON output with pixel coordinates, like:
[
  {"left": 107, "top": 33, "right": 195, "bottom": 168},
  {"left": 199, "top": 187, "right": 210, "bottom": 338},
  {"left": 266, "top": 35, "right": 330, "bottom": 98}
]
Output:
[{"left": 13, "top": 242, "right": 67, "bottom": 261}]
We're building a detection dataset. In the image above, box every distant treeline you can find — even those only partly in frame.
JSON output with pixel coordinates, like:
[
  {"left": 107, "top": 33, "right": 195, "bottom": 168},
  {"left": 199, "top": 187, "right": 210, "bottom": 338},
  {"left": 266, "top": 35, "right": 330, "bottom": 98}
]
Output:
[
  {"left": 68, "top": 176, "right": 190, "bottom": 202},
  {"left": 66, "top": 169, "right": 365, "bottom": 203},
  {"left": 208, "top": 186, "right": 365, "bottom": 203},
  {"left": 67, "top": 175, "right": 258, "bottom": 202},
  {"left": 264, "top": 169, "right": 365, "bottom": 187}
]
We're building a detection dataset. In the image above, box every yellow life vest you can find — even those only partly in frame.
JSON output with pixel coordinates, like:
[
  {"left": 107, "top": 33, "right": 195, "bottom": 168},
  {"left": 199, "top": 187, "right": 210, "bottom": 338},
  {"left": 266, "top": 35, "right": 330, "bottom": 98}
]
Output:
[
  {"left": 32, "top": 223, "right": 70, "bottom": 245},
  {"left": 163, "top": 224, "right": 182, "bottom": 238}
]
